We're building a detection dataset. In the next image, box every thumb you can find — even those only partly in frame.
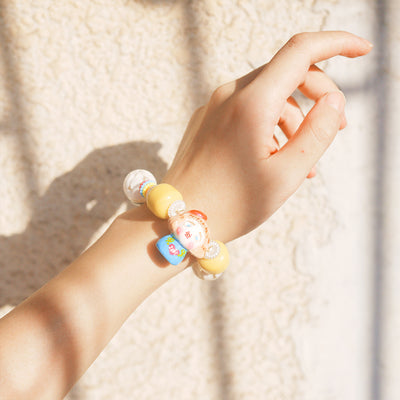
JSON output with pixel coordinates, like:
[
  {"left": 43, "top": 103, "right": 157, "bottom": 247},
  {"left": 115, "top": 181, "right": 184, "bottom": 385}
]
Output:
[{"left": 270, "top": 90, "right": 345, "bottom": 186}]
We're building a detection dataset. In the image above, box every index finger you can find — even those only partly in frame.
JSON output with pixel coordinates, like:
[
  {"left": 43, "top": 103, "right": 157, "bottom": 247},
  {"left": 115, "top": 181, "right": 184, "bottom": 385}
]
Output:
[{"left": 246, "top": 31, "right": 372, "bottom": 109}]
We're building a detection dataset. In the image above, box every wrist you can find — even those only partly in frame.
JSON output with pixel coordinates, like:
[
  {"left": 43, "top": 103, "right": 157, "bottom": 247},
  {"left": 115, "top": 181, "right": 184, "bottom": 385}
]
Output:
[
  {"left": 122, "top": 170, "right": 230, "bottom": 279},
  {"left": 115, "top": 205, "right": 194, "bottom": 277}
]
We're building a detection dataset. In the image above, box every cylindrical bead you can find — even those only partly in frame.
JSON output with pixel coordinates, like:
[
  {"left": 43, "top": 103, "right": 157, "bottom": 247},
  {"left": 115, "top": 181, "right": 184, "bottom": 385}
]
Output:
[{"left": 146, "top": 183, "right": 183, "bottom": 219}]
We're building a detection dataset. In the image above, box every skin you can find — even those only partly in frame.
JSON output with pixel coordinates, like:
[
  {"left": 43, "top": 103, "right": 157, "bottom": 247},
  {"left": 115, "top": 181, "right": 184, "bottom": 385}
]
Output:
[{"left": 0, "top": 31, "right": 372, "bottom": 399}]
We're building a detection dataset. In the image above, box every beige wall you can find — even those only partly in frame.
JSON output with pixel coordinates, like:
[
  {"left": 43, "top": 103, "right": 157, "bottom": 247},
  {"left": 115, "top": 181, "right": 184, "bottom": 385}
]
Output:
[{"left": 0, "top": 1, "right": 398, "bottom": 399}]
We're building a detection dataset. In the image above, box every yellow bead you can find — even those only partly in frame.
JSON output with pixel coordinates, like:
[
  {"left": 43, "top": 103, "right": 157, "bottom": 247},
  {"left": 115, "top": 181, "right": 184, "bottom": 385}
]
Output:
[
  {"left": 198, "top": 241, "right": 229, "bottom": 274},
  {"left": 146, "top": 183, "right": 183, "bottom": 219}
]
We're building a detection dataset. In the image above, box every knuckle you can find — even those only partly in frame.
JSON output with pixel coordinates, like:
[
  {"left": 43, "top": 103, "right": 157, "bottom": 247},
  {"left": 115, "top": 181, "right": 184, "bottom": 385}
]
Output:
[
  {"left": 287, "top": 32, "right": 310, "bottom": 50},
  {"left": 187, "top": 105, "right": 206, "bottom": 127},
  {"left": 210, "top": 83, "right": 233, "bottom": 106},
  {"left": 193, "top": 105, "right": 206, "bottom": 117}
]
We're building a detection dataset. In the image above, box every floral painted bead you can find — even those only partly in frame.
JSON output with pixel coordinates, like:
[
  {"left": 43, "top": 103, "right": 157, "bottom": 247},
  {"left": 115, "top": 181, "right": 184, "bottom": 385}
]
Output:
[{"left": 156, "top": 234, "right": 188, "bottom": 265}]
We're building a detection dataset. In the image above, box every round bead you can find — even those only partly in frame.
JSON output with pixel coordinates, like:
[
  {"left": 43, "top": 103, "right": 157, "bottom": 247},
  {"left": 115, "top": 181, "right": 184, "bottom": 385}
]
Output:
[
  {"left": 146, "top": 183, "right": 183, "bottom": 219},
  {"left": 192, "top": 262, "right": 224, "bottom": 280},
  {"left": 168, "top": 200, "right": 186, "bottom": 218},
  {"left": 123, "top": 169, "right": 156, "bottom": 205},
  {"left": 198, "top": 240, "right": 229, "bottom": 274}
]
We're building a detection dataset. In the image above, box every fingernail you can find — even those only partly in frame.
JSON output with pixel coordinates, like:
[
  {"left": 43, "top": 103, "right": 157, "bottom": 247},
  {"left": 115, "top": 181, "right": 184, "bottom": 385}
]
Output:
[
  {"left": 363, "top": 38, "right": 374, "bottom": 48},
  {"left": 356, "top": 34, "right": 373, "bottom": 49},
  {"left": 340, "top": 112, "right": 347, "bottom": 130},
  {"left": 324, "top": 91, "right": 346, "bottom": 113}
]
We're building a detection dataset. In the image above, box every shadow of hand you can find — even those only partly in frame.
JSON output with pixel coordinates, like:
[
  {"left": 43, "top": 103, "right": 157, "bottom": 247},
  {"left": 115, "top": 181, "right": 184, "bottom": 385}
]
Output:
[{"left": 0, "top": 141, "right": 167, "bottom": 306}]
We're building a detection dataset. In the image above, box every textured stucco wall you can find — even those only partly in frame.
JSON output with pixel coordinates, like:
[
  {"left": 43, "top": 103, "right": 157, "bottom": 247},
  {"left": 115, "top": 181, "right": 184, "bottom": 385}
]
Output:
[{"left": 0, "top": 1, "right": 398, "bottom": 399}]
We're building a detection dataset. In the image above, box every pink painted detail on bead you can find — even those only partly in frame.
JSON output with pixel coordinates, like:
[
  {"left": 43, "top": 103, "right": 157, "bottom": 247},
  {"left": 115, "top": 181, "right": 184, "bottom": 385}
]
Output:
[
  {"left": 185, "top": 241, "right": 194, "bottom": 250},
  {"left": 168, "top": 244, "right": 180, "bottom": 256}
]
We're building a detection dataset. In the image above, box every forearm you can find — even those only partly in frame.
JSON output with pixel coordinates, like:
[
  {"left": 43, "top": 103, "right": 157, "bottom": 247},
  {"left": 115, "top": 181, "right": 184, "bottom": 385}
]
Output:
[
  {"left": 0, "top": 31, "right": 371, "bottom": 400},
  {"left": 0, "top": 205, "right": 188, "bottom": 400}
]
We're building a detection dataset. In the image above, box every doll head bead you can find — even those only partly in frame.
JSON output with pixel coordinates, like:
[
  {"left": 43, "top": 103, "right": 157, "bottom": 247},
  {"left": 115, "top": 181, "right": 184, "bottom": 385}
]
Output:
[{"left": 169, "top": 210, "right": 210, "bottom": 258}]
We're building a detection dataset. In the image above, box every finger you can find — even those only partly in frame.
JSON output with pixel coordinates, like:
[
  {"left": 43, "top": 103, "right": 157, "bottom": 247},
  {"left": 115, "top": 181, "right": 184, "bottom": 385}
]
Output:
[
  {"left": 307, "top": 166, "right": 317, "bottom": 179},
  {"left": 235, "top": 63, "right": 347, "bottom": 129},
  {"left": 264, "top": 135, "right": 280, "bottom": 156},
  {"left": 279, "top": 97, "right": 304, "bottom": 139},
  {"left": 268, "top": 91, "right": 345, "bottom": 191},
  {"left": 232, "top": 50, "right": 349, "bottom": 93},
  {"left": 278, "top": 97, "right": 316, "bottom": 178},
  {"left": 272, "top": 135, "right": 280, "bottom": 154},
  {"left": 246, "top": 31, "right": 371, "bottom": 110},
  {"left": 298, "top": 65, "right": 347, "bottom": 129},
  {"left": 299, "top": 65, "right": 339, "bottom": 99}
]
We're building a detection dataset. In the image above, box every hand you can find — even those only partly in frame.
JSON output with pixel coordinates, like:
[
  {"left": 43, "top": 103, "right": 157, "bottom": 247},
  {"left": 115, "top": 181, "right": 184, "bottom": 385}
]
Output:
[{"left": 164, "top": 31, "right": 372, "bottom": 243}]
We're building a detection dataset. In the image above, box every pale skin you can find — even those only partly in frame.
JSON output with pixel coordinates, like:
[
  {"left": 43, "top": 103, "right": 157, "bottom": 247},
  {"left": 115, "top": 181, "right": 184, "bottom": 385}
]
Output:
[{"left": 0, "top": 31, "right": 372, "bottom": 399}]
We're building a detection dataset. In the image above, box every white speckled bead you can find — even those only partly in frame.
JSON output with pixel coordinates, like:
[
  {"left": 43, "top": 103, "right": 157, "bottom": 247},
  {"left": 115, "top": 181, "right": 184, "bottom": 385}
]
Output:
[
  {"left": 192, "top": 262, "right": 224, "bottom": 280},
  {"left": 123, "top": 169, "right": 156, "bottom": 205}
]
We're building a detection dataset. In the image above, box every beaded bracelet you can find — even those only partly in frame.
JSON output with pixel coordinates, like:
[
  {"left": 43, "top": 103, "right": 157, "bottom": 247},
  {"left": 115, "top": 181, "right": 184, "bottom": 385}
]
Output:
[{"left": 123, "top": 169, "right": 229, "bottom": 280}]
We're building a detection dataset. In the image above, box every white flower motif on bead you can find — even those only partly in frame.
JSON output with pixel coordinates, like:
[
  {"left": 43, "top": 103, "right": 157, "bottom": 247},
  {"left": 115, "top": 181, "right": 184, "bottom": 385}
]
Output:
[
  {"left": 167, "top": 200, "right": 186, "bottom": 218},
  {"left": 204, "top": 240, "right": 220, "bottom": 259}
]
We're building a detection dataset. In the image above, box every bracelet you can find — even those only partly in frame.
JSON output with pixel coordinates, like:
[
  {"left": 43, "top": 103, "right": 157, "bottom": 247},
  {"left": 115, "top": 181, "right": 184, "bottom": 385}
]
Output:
[{"left": 123, "top": 169, "right": 229, "bottom": 280}]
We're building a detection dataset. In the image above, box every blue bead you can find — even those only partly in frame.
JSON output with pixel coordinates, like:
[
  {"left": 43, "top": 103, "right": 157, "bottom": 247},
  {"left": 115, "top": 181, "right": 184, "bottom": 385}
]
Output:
[{"left": 156, "top": 234, "right": 187, "bottom": 265}]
